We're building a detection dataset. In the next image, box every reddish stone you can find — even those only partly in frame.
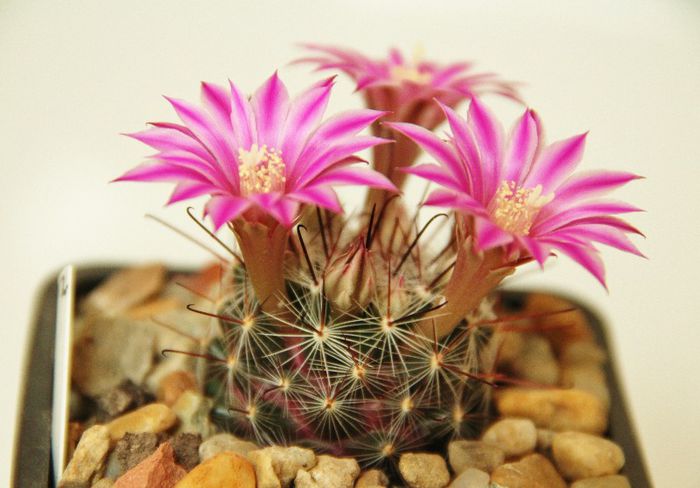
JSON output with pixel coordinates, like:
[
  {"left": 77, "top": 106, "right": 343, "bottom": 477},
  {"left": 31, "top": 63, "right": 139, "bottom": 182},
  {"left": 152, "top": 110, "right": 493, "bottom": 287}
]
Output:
[{"left": 113, "top": 442, "right": 186, "bottom": 488}]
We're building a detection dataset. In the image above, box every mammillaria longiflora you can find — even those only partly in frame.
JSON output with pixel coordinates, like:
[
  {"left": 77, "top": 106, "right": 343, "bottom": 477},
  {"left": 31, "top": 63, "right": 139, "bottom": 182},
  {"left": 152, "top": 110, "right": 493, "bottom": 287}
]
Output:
[{"left": 116, "top": 49, "right": 642, "bottom": 472}]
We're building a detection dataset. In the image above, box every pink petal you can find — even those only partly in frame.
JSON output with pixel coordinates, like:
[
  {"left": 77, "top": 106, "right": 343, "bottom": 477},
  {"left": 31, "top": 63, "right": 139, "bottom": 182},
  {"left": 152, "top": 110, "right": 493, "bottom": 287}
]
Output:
[
  {"left": 554, "top": 224, "right": 645, "bottom": 257},
  {"left": 547, "top": 241, "right": 607, "bottom": 288},
  {"left": 295, "top": 136, "right": 390, "bottom": 188},
  {"left": 125, "top": 126, "right": 214, "bottom": 164},
  {"left": 309, "top": 166, "right": 397, "bottom": 191},
  {"left": 424, "top": 189, "right": 488, "bottom": 217},
  {"left": 554, "top": 170, "right": 642, "bottom": 202},
  {"left": 518, "top": 236, "right": 551, "bottom": 267},
  {"left": 438, "top": 101, "right": 481, "bottom": 198},
  {"left": 167, "top": 181, "right": 217, "bottom": 204},
  {"left": 201, "top": 82, "right": 233, "bottom": 133},
  {"left": 287, "top": 186, "right": 342, "bottom": 213},
  {"left": 402, "top": 164, "right": 461, "bottom": 191},
  {"left": 281, "top": 79, "right": 334, "bottom": 169},
  {"left": 474, "top": 217, "right": 515, "bottom": 250},
  {"left": 503, "top": 109, "right": 540, "bottom": 184},
  {"left": 250, "top": 72, "right": 290, "bottom": 148},
  {"left": 386, "top": 121, "right": 469, "bottom": 189},
  {"left": 533, "top": 200, "right": 643, "bottom": 235},
  {"left": 114, "top": 162, "right": 209, "bottom": 183},
  {"left": 524, "top": 133, "right": 587, "bottom": 193},
  {"left": 228, "top": 80, "right": 257, "bottom": 150},
  {"left": 206, "top": 195, "right": 251, "bottom": 230},
  {"left": 467, "top": 97, "right": 504, "bottom": 198}
]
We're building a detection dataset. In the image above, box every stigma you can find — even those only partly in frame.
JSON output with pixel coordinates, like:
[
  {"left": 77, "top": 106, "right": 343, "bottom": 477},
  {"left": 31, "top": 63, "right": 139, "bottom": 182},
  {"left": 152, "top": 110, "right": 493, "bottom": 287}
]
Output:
[
  {"left": 238, "top": 144, "right": 286, "bottom": 196},
  {"left": 490, "top": 181, "right": 554, "bottom": 235}
]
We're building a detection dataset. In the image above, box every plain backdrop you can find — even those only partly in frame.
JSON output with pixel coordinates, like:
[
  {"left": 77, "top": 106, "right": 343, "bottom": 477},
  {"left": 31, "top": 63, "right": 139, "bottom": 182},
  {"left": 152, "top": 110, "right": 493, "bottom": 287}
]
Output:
[{"left": 2, "top": 0, "right": 699, "bottom": 485}]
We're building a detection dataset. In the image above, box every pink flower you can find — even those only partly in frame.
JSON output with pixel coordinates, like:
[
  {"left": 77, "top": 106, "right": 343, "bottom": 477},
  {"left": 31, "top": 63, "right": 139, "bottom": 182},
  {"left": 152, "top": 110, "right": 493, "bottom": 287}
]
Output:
[
  {"left": 116, "top": 73, "right": 395, "bottom": 229},
  {"left": 298, "top": 44, "right": 520, "bottom": 118},
  {"left": 388, "top": 99, "right": 644, "bottom": 286}
]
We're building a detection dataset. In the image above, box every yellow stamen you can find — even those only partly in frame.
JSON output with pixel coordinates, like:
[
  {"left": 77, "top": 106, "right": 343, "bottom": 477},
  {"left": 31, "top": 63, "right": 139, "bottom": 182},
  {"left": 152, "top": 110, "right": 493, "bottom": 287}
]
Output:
[
  {"left": 490, "top": 181, "right": 554, "bottom": 235},
  {"left": 238, "top": 144, "right": 286, "bottom": 196}
]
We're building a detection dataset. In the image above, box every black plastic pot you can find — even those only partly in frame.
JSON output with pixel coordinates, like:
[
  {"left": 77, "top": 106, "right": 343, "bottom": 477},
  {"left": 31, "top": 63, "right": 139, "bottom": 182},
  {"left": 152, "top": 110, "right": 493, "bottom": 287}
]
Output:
[{"left": 12, "top": 266, "right": 653, "bottom": 487}]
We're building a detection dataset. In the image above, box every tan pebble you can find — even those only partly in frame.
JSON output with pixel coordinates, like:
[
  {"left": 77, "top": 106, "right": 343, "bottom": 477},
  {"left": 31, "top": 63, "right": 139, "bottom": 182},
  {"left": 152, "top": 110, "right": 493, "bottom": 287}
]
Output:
[
  {"left": 571, "top": 475, "right": 631, "bottom": 488},
  {"left": 561, "top": 341, "right": 607, "bottom": 366},
  {"left": 127, "top": 297, "right": 181, "bottom": 320},
  {"left": 294, "top": 455, "right": 359, "bottom": 488},
  {"left": 58, "top": 425, "right": 111, "bottom": 487},
  {"left": 520, "top": 294, "right": 593, "bottom": 351},
  {"left": 448, "top": 467, "right": 489, "bottom": 488},
  {"left": 172, "top": 390, "right": 214, "bottom": 437},
  {"left": 107, "top": 403, "right": 177, "bottom": 441},
  {"left": 447, "top": 440, "right": 504, "bottom": 474},
  {"left": 398, "top": 453, "right": 450, "bottom": 488},
  {"left": 249, "top": 446, "right": 316, "bottom": 488},
  {"left": 559, "top": 364, "right": 610, "bottom": 407},
  {"left": 199, "top": 433, "right": 259, "bottom": 462},
  {"left": 510, "top": 334, "right": 560, "bottom": 385},
  {"left": 175, "top": 452, "right": 256, "bottom": 488},
  {"left": 355, "top": 468, "right": 389, "bottom": 488},
  {"left": 113, "top": 443, "right": 186, "bottom": 488},
  {"left": 495, "top": 388, "right": 608, "bottom": 434},
  {"left": 552, "top": 431, "right": 625, "bottom": 480},
  {"left": 157, "top": 370, "right": 198, "bottom": 406},
  {"left": 85, "top": 264, "right": 166, "bottom": 316},
  {"left": 482, "top": 418, "right": 537, "bottom": 457},
  {"left": 92, "top": 479, "right": 115, "bottom": 488},
  {"left": 491, "top": 453, "right": 566, "bottom": 488}
]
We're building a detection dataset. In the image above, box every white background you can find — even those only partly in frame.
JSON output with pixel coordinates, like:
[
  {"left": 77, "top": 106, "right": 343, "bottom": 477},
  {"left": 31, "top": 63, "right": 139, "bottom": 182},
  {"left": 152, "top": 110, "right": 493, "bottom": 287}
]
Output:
[{"left": 2, "top": 0, "right": 699, "bottom": 485}]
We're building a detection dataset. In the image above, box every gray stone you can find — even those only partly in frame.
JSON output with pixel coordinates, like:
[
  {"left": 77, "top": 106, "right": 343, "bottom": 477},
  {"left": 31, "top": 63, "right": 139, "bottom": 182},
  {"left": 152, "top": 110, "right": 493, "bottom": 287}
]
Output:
[
  {"left": 96, "top": 380, "right": 150, "bottom": 420},
  {"left": 170, "top": 432, "right": 202, "bottom": 471}
]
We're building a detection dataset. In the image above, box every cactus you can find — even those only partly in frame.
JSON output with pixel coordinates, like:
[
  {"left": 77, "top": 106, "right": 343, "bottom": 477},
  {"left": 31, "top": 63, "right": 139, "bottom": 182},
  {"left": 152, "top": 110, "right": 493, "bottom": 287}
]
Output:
[{"left": 198, "top": 203, "right": 498, "bottom": 471}]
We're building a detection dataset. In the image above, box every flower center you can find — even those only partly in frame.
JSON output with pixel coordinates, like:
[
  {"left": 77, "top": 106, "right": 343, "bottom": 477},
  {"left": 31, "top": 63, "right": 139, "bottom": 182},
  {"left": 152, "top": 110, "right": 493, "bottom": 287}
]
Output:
[
  {"left": 237, "top": 144, "right": 286, "bottom": 196},
  {"left": 490, "top": 181, "right": 554, "bottom": 235},
  {"left": 390, "top": 65, "right": 432, "bottom": 84}
]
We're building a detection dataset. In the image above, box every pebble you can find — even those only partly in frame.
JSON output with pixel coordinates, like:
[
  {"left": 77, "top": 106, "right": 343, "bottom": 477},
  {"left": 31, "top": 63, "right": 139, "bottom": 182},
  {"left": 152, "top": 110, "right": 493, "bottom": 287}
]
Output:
[
  {"left": 520, "top": 294, "right": 593, "bottom": 351},
  {"left": 92, "top": 479, "right": 115, "bottom": 488},
  {"left": 398, "top": 452, "right": 450, "bottom": 488},
  {"left": 491, "top": 453, "right": 567, "bottom": 488},
  {"left": 97, "top": 380, "right": 150, "bottom": 420},
  {"left": 158, "top": 370, "right": 198, "bottom": 406},
  {"left": 84, "top": 263, "right": 167, "bottom": 316},
  {"left": 560, "top": 341, "right": 607, "bottom": 366},
  {"left": 482, "top": 418, "right": 537, "bottom": 457},
  {"left": 198, "top": 433, "right": 259, "bottom": 462},
  {"left": 510, "top": 334, "right": 559, "bottom": 385},
  {"left": 58, "top": 425, "right": 111, "bottom": 488},
  {"left": 355, "top": 469, "right": 389, "bottom": 488},
  {"left": 571, "top": 475, "right": 631, "bottom": 488},
  {"left": 107, "top": 403, "right": 177, "bottom": 441},
  {"left": 551, "top": 432, "right": 625, "bottom": 480},
  {"left": 172, "top": 390, "right": 215, "bottom": 437},
  {"left": 73, "top": 316, "right": 155, "bottom": 396},
  {"left": 560, "top": 363, "right": 610, "bottom": 407},
  {"left": 170, "top": 433, "right": 202, "bottom": 471},
  {"left": 113, "top": 443, "right": 186, "bottom": 488},
  {"left": 249, "top": 446, "right": 316, "bottom": 488},
  {"left": 112, "top": 432, "right": 160, "bottom": 474},
  {"left": 447, "top": 440, "right": 505, "bottom": 474},
  {"left": 495, "top": 388, "right": 608, "bottom": 434},
  {"left": 175, "top": 452, "right": 256, "bottom": 488},
  {"left": 294, "top": 454, "right": 360, "bottom": 488},
  {"left": 448, "top": 467, "right": 489, "bottom": 488}
]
